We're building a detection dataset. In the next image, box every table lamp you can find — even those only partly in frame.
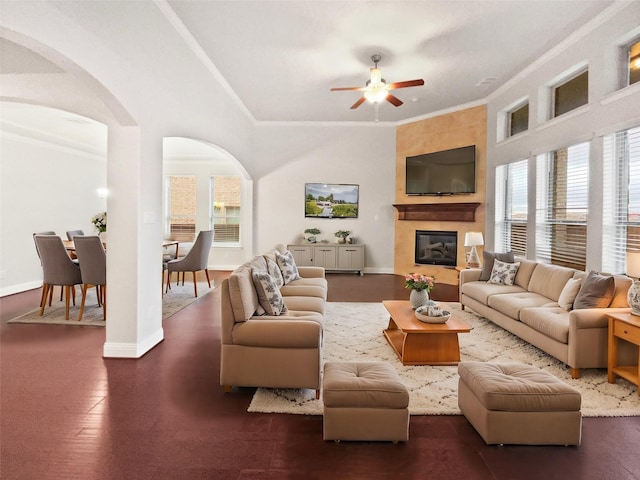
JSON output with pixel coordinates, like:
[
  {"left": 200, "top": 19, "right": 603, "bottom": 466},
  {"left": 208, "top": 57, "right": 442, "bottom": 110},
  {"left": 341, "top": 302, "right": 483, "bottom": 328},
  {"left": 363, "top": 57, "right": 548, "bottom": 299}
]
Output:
[
  {"left": 464, "top": 232, "right": 484, "bottom": 269},
  {"left": 626, "top": 252, "right": 640, "bottom": 316}
]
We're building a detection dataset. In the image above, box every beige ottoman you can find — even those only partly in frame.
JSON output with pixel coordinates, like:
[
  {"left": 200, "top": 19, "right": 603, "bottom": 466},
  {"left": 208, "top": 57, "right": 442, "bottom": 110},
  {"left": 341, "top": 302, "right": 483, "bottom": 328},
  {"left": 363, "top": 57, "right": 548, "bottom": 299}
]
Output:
[
  {"left": 458, "top": 362, "right": 582, "bottom": 446},
  {"left": 322, "top": 362, "right": 409, "bottom": 442}
]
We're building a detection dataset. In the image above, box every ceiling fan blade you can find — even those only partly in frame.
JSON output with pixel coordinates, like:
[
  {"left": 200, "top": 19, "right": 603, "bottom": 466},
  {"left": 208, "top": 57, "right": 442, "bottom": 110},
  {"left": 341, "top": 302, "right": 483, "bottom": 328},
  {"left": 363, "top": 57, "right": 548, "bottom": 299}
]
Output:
[
  {"left": 388, "top": 79, "right": 424, "bottom": 90},
  {"left": 331, "top": 86, "right": 366, "bottom": 91},
  {"left": 386, "top": 94, "right": 403, "bottom": 107},
  {"left": 350, "top": 97, "right": 366, "bottom": 109}
]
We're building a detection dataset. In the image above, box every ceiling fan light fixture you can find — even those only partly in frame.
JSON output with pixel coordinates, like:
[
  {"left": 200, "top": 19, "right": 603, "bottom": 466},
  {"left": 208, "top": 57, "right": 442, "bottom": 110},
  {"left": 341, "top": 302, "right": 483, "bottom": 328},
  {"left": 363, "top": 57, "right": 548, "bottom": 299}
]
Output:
[
  {"left": 364, "top": 85, "right": 389, "bottom": 103},
  {"left": 370, "top": 67, "right": 383, "bottom": 86}
]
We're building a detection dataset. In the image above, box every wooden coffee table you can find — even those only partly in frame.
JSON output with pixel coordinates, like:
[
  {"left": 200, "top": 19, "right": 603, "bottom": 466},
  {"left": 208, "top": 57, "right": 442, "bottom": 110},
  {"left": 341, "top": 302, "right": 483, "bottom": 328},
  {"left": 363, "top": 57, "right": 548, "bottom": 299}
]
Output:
[{"left": 382, "top": 300, "right": 472, "bottom": 366}]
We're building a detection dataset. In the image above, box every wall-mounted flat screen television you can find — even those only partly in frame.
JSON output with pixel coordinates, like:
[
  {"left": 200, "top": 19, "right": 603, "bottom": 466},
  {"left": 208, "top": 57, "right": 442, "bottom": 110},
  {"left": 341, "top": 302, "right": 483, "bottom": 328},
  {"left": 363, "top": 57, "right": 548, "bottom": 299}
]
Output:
[
  {"left": 406, "top": 145, "right": 476, "bottom": 195},
  {"left": 305, "top": 183, "right": 359, "bottom": 218}
]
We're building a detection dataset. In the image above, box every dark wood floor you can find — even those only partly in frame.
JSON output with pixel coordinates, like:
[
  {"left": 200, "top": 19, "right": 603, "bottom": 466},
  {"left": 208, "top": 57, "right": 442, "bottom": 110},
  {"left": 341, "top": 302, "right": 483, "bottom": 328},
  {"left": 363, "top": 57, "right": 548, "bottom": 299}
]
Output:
[{"left": 1, "top": 273, "right": 639, "bottom": 480}]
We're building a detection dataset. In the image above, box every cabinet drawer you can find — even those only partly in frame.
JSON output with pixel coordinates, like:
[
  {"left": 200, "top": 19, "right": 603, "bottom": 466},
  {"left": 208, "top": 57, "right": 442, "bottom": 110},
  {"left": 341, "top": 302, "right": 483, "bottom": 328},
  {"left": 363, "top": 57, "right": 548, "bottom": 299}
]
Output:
[{"left": 614, "top": 321, "right": 640, "bottom": 345}]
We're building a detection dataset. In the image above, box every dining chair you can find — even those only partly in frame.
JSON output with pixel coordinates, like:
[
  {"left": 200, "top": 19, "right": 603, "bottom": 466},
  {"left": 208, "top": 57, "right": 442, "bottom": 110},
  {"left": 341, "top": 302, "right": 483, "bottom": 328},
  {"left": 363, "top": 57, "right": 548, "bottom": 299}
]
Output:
[
  {"left": 165, "top": 230, "right": 214, "bottom": 297},
  {"left": 66, "top": 229, "right": 85, "bottom": 240},
  {"left": 73, "top": 236, "right": 106, "bottom": 321},
  {"left": 34, "top": 235, "right": 83, "bottom": 320},
  {"left": 33, "top": 231, "right": 59, "bottom": 307}
]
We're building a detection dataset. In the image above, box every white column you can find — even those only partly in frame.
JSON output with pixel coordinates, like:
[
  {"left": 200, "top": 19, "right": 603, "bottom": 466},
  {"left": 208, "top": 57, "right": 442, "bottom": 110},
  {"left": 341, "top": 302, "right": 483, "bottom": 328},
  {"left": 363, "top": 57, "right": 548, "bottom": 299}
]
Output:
[{"left": 103, "top": 124, "right": 164, "bottom": 358}]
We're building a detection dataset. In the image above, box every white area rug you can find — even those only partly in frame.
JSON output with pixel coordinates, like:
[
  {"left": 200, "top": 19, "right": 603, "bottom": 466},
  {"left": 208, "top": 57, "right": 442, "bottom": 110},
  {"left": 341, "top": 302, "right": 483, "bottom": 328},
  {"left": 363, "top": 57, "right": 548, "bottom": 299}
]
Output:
[
  {"left": 248, "top": 302, "right": 640, "bottom": 417},
  {"left": 8, "top": 281, "right": 214, "bottom": 326}
]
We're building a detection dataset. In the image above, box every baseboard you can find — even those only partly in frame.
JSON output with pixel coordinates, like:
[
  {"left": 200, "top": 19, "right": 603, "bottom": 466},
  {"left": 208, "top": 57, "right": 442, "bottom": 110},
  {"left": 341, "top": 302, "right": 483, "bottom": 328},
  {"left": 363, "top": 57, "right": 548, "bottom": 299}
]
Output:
[
  {"left": 0, "top": 281, "right": 41, "bottom": 298},
  {"left": 103, "top": 328, "right": 164, "bottom": 358}
]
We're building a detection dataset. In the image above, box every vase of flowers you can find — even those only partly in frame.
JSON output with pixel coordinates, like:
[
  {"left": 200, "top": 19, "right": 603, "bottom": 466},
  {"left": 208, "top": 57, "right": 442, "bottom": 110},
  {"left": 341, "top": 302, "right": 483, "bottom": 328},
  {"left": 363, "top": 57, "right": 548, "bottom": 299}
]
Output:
[
  {"left": 304, "top": 228, "right": 321, "bottom": 243},
  {"left": 404, "top": 273, "right": 436, "bottom": 309},
  {"left": 334, "top": 230, "right": 351, "bottom": 244},
  {"left": 91, "top": 212, "right": 107, "bottom": 241}
]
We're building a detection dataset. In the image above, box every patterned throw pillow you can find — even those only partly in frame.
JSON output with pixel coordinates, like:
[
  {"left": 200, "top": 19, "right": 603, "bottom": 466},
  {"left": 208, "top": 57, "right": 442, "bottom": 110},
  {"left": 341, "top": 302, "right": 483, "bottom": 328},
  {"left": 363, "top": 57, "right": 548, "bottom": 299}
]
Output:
[
  {"left": 479, "top": 251, "right": 515, "bottom": 281},
  {"left": 276, "top": 250, "right": 300, "bottom": 284},
  {"left": 252, "top": 270, "right": 287, "bottom": 316},
  {"left": 488, "top": 259, "right": 521, "bottom": 286},
  {"left": 266, "top": 258, "right": 284, "bottom": 288}
]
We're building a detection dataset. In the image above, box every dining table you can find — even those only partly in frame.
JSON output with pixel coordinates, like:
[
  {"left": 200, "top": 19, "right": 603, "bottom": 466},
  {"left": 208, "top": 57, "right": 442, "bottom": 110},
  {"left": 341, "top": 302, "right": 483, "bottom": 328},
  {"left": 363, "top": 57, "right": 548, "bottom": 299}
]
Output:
[{"left": 64, "top": 239, "right": 180, "bottom": 259}]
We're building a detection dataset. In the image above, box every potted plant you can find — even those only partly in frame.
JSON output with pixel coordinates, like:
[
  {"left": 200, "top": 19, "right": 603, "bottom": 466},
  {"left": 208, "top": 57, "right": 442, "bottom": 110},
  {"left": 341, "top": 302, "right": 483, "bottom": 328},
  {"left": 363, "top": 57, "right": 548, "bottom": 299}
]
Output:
[
  {"left": 334, "top": 230, "right": 351, "bottom": 244},
  {"left": 304, "top": 228, "right": 321, "bottom": 243}
]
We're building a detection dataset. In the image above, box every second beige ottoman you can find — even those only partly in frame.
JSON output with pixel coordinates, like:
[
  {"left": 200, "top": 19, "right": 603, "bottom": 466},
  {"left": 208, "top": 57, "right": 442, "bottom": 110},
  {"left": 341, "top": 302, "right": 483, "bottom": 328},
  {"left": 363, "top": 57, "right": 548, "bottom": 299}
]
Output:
[
  {"left": 322, "top": 361, "right": 409, "bottom": 442},
  {"left": 458, "top": 362, "right": 582, "bottom": 446}
]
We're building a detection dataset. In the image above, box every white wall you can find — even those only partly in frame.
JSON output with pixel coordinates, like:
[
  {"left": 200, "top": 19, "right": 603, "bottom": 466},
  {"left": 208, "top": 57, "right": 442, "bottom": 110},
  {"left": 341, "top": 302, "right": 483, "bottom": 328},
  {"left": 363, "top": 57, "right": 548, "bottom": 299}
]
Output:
[
  {"left": 254, "top": 124, "right": 396, "bottom": 272},
  {"left": 485, "top": 1, "right": 640, "bottom": 271},
  {"left": 0, "top": 126, "right": 106, "bottom": 295}
]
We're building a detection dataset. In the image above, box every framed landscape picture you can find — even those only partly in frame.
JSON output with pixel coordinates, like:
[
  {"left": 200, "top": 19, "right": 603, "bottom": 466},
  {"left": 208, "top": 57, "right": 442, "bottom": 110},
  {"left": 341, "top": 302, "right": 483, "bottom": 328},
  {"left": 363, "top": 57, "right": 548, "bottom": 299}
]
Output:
[{"left": 305, "top": 183, "right": 359, "bottom": 218}]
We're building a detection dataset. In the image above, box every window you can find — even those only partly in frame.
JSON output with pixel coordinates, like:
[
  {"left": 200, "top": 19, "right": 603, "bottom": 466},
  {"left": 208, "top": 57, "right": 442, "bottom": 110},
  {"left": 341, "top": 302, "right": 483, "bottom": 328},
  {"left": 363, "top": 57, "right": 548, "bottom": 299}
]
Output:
[
  {"left": 495, "top": 160, "right": 528, "bottom": 256},
  {"left": 628, "top": 39, "right": 640, "bottom": 86},
  {"left": 165, "top": 175, "right": 196, "bottom": 241},
  {"left": 536, "top": 142, "right": 589, "bottom": 270},
  {"left": 210, "top": 175, "right": 241, "bottom": 244},
  {"left": 553, "top": 70, "right": 588, "bottom": 118},
  {"left": 508, "top": 103, "right": 529, "bottom": 137},
  {"left": 602, "top": 125, "right": 640, "bottom": 274}
]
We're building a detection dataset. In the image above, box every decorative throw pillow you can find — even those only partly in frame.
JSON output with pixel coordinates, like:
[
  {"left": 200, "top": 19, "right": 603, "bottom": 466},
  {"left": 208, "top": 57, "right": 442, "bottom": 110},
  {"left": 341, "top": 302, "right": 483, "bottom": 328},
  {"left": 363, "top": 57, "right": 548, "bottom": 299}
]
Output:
[
  {"left": 251, "top": 270, "right": 287, "bottom": 316},
  {"left": 488, "top": 260, "right": 520, "bottom": 285},
  {"left": 266, "top": 258, "right": 284, "bottom": 288},
  {"left": 479, "top": 251, "right": 515, "bottom": 281},
  {"left": 276, "top": 250, "right": 300, "bottom": 284},
  {"left": 557, "top": 277, "right": 583, "bottom": 311},
  {"left": 573, "top": 271, "right": 615, "bottom": 309}
]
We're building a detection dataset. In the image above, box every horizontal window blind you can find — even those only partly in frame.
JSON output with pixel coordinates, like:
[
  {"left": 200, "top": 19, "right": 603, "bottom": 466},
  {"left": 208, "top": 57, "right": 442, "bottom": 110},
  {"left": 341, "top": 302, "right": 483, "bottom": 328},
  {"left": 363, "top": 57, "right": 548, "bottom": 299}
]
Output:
[
  {"left": 211, "top": 176, "right": 241, "bottom": 243},
  {"left": 166, "top": 175, "right": 197, "bottom": 242},
  {"left": 495, "top": 160, "right": 527, "bottom": 256},
  {"left": 536, "top": 142, "right": 589, "bottom": 270},
  {"left": 602, "top": 125, "right": 640, "bottom": 274}
]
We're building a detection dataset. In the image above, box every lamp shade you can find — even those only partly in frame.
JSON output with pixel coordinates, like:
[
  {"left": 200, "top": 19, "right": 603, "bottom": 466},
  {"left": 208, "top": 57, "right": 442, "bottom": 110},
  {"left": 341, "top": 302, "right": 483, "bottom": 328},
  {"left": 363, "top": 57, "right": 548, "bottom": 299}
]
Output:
[
  {"left": 626, "top": 252, "right": 640, "bottom": 278},
  {"left": 464, "top": 232, "right": 484, "bottom": 247}
]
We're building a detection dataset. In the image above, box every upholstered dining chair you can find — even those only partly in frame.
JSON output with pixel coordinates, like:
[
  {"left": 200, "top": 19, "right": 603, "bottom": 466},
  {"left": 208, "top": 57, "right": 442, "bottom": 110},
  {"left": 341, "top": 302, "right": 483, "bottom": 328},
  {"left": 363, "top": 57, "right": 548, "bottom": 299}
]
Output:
[
  {"left": 34, "top": 235, "right": 83, "bottom": 320},
  {"left": 66, "top": 229, "right": 85, "bottom": 241},
  {"left": 33, "top": 231, "right": 59, "bottom": 307},
  {"left": 73, "top": 236, "right": 106, "bottom": 321},
  {"left": 165, "top": 230, "right": 214, "bottom": 297}
]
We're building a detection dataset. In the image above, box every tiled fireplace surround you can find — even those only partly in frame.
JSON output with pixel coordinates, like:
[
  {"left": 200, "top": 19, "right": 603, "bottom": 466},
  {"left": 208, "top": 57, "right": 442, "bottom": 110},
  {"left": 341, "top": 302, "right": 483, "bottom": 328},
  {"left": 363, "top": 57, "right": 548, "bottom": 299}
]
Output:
[{"left": 394, "top": 105, "right": 487, "bottom": 286}]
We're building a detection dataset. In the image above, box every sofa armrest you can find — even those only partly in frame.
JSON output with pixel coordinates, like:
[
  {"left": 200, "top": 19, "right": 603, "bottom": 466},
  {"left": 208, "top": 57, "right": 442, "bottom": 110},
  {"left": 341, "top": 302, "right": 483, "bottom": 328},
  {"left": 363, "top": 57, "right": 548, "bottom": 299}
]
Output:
[
  {"left": 459, "top": 268, "right": 482, "bottom": 286},
  {"left": 232, "top": 319, "right": 322, "bottom": 349},
  {"left": 569, "top": 307, "right": 632, "bottom": 330},
  {"left": 298, "top": 266, "right": 325, "bottom": 278}
]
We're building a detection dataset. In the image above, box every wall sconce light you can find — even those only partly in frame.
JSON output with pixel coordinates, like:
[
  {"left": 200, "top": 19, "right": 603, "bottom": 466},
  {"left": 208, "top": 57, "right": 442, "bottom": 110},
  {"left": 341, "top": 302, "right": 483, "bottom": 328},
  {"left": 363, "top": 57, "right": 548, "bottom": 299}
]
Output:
[{"left": 464, "top": 232, "right": 484, "bottom": 269}]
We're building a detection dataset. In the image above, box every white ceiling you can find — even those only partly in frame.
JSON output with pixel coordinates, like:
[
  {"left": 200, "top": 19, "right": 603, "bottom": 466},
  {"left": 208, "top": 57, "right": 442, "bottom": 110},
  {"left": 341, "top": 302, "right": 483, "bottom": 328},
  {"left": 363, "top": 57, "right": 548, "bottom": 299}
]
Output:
[{"left": 0, "top": 1, "right": 615, "bottom": 128}]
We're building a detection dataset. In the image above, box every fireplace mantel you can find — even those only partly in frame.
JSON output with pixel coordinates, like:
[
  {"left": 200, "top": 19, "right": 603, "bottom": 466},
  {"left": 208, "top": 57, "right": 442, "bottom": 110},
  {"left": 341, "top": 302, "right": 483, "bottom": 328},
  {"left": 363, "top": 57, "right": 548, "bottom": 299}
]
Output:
[{"left": 393, "top": 202, "right": 480, "bottom": 222}]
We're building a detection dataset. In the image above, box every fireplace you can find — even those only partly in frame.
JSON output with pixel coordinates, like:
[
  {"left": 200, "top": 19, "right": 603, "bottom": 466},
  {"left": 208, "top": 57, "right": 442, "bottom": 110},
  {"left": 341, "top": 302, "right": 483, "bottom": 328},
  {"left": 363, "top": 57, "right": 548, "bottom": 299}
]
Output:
[{"left": 415, "top": 230, "right": 457, "bottom": 266}]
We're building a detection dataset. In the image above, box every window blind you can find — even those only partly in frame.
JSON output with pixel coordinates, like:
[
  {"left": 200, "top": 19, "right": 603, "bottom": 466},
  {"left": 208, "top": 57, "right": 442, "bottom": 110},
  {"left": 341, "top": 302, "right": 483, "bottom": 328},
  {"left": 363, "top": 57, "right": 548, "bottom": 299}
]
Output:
[
  {"left": 210, "top": 175, "right": 241, "bottom": 243},
  {"left": 536, "top": 142, "right": 589, "bottom": 270},
  {"left": 602, "top": 125, "right": 640, "bottom": 274},
  {"left": 495, "top": 159, "right": 528, "bottom": 255},
  {"left": 166, "top": 175, "right": 197, "bottom": 242}
]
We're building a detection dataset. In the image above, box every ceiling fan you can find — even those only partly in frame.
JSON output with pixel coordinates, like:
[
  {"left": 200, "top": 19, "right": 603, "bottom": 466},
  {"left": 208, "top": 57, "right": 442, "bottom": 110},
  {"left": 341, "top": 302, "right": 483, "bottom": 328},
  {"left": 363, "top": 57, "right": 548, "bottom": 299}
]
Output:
[{"left": 331, "top": 54, "right": 424, "bottom": 110}]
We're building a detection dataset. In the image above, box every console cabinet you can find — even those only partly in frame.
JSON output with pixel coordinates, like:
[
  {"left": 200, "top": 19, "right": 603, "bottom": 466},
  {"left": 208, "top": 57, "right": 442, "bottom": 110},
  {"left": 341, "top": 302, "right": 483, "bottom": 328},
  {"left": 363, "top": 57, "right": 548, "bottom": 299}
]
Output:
[{"left": 287, "top": 244, "right": 365, "bottom": 275}]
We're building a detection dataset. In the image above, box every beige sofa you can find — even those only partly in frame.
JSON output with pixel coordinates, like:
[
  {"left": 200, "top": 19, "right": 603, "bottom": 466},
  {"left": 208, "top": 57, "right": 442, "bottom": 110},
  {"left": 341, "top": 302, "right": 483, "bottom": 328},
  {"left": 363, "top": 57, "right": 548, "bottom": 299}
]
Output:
[
  {"left": 220, "top": 245, "right": 328, "bottom": 397},
  {"left": 460, "top": 258, "right": 632, "bottom": 379}
]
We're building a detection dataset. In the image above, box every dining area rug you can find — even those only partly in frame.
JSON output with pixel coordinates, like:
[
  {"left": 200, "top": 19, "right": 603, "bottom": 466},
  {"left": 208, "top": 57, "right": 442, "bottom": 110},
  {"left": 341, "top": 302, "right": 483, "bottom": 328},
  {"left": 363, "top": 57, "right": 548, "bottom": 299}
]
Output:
[
  {"left": 7, "top": 281, "right": 215, "bottom": 327},
  {"left": 248, "top": 301, "right": 640, "bottom": 417}
]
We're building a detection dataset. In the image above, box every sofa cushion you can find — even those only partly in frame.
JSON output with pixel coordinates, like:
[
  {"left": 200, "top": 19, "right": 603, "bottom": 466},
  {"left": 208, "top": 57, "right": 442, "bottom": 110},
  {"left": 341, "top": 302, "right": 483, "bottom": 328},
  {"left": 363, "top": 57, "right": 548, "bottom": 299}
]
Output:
[
  {"left": 610, "top": 275, "right": 632, "bottom": 308},
  {"left": 520, "top": 307, "right": 570, "bottom": 344},
  {"left": 280, "top": 278, "right": 328, "bottom": 299},
  {"left": 252, "top": 269, "right": 287, "bottom": 316},
  {"left": 527, "top": 263, "right": 576, "bottom": 303},
  {"left": 573, "top": 271, "right": 615, "bottom": 309},
  {"left": 488, "top": 260, "right": 520, "bottom": 286},
  {"left": 557, "top": 277, "right": 583, "bottom": 311},
  {"left": 488, "top": 292, "right": 554, "bottom": 320},
  {"left": 276, "top": 250, "right": 301, "bottom": 284},
  {"left": 228, "top": 267, "right": 261, "bottom": 322},
  {"left": 480, "top": 251, "right": 515, "bottom": 281},
  {"left": 461, "top": 281, "right": 525, "bottom": 306},
  {"left": 513, "top": 258, "right": 538, "bottom": 290},
  {"left": 266, "top": 258, "right": 284, "bottom": 288}
]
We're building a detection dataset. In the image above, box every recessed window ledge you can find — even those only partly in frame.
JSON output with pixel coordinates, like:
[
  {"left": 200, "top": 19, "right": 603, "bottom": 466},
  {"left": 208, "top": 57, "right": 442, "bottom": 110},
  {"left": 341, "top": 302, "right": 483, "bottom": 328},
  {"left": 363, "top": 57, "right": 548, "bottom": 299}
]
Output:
[
  {"left": 601, "top": 82, "right": 640, "bottom": 106},
  {"left": 496, "top": 130, "right": 530, "bottom": 147},
  {"left": 536, "top": 105, "right": 590, "bottom": 132}
]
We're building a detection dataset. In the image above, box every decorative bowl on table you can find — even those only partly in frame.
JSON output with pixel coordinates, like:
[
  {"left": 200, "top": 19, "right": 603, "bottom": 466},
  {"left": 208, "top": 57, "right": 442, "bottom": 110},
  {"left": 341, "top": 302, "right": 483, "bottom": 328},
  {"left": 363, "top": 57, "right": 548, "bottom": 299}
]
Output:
[{"left": 415, "top": 304, "right": 451, "bottom": 324}]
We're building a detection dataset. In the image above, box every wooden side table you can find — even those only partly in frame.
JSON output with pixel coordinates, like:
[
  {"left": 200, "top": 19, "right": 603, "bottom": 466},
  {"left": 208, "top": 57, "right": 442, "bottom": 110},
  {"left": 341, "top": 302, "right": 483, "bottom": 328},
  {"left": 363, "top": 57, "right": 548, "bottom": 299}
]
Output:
[{"left": 607, "top": 312, "right": 640, "bottom": 395}]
